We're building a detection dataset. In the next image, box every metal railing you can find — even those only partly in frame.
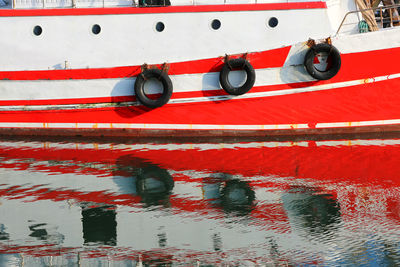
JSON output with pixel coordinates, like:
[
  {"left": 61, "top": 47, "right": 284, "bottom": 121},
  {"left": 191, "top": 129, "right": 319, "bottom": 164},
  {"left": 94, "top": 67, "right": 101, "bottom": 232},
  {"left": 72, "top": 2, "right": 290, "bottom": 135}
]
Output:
[
  {"left": 7, "top": 0, "right": 138, "bottom": 9},
  {"left": 336, "top": 3, "right": 400, "bottom": 35},
  {"left": 6, "top": 0, "right": 263, "bottom": 9}
]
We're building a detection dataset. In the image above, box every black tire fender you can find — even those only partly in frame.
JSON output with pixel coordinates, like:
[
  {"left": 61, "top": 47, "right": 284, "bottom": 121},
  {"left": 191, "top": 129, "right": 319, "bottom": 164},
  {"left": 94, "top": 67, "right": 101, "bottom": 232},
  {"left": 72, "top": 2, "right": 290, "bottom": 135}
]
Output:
[
  {"left": 304, "top": 43, "right": 341, "bottom": 80},
  {"left": 134, "top": 68, "right": 173, "bottom": 108},
  {"left": 219, "top": 58, "right": 256, "bottom": 95}
]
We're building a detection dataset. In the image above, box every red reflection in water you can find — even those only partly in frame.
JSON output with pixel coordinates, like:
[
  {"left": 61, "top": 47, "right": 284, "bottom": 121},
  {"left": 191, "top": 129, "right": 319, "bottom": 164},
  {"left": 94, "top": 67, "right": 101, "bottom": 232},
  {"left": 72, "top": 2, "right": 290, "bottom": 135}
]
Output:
[{"left": 0, "top": 138, "right": 398, "bottom": 265}]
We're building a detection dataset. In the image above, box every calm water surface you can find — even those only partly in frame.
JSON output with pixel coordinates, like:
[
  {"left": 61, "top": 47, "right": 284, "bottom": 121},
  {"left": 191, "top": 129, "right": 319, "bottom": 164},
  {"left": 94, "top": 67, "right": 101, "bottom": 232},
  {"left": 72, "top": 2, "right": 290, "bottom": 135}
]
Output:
[{"left": 0, "top": 136, "right": 400, "bottom": 266}]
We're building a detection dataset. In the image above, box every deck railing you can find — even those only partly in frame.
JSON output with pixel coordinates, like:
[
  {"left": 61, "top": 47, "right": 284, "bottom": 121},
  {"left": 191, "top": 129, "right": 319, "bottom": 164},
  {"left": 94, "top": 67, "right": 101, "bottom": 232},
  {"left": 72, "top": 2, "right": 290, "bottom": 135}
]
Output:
[
  {"left": 3, "top": 0, "right": 323, "bottom": 9},
  {"left": 336, "top": 3, "right": 400, "bottom": 35}
]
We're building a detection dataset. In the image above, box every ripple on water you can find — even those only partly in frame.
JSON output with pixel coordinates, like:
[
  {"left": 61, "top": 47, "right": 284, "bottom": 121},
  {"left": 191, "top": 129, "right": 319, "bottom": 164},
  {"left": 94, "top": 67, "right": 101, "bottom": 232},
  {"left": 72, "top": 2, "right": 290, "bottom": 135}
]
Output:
[{"left": 0, "top": 137, "right": 399, "bottom": 265}]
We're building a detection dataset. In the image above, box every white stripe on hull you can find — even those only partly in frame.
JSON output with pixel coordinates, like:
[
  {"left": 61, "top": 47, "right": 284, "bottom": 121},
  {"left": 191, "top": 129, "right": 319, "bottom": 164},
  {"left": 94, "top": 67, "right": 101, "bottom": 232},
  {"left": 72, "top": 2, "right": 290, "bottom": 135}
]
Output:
[
  {"left": 0, "top": 66, "right": 313, "bottom": 101},
  {"left": 0, "top": 71, "right": 398, "bottom": 110},
  {"left": 1, "top": 118, "right": 400, "bottom": 130}
]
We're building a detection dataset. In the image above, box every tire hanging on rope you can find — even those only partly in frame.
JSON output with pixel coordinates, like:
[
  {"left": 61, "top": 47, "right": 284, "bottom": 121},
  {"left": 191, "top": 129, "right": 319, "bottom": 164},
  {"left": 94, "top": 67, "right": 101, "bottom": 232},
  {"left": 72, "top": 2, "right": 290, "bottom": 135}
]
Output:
[
  {"left": 134, "top": 68, "right": 173, "bottom": 108},
  {"left": 219, "top": 58, "right": 256, "bottom": 95},
  {"left": 304, "top": 43, "right": 341, "bottom": 80}
]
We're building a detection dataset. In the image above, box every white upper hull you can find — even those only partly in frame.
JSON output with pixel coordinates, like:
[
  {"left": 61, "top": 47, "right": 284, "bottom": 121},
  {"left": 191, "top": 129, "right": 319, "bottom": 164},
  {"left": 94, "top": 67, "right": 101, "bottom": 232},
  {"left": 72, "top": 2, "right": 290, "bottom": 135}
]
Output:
[{"left": 0, "top": 2, "right": 336, "bottom": 71}]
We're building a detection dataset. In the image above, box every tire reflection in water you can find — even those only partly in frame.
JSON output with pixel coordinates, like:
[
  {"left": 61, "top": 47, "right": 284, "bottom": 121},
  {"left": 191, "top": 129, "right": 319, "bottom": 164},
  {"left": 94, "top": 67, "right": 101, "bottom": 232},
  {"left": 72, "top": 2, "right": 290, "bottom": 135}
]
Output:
[
  {"left": 282, "top": 186, "right": 341, "bottom": 236},
  {"left": 202, "top": 175, "right": 256, "bottom": 216},
  {"left": 221, "top": 180, "right": 255, "bottom": 213},
  {"left": 135, "top": 165, "right": 174, "bottom": 208},
  {"left": 114, "top": 155, "right": 174, "bottom": 208},
  {"left": 219, "top": 179, "right": 255, "bottom": 215}
]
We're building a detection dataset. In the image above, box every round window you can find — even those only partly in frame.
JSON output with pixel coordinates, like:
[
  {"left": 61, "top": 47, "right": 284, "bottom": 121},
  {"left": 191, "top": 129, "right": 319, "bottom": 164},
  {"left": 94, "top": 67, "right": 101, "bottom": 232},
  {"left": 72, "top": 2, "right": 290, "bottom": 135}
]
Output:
[
  {"left": 268, "top": 17, "right": 278, "bottom": 28},
  {"left": 156, "top": 22, "right": 165, "bottom": 32},
  {"left": 211, "top": 19, "right": 221, "bottom": 30},
  {"left": 33, "top": 25, "right": 42, "bottom": 36},
  {"left": 92, "top": 24, "right": 101, "bottom": 35}
]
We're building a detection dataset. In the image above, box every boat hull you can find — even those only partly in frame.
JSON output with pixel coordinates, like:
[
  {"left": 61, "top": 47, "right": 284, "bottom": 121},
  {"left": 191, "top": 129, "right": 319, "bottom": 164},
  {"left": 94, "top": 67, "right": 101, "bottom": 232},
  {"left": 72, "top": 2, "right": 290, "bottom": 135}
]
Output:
[{"left": 1, "top": 4, "right": 400, "bottom": 137}]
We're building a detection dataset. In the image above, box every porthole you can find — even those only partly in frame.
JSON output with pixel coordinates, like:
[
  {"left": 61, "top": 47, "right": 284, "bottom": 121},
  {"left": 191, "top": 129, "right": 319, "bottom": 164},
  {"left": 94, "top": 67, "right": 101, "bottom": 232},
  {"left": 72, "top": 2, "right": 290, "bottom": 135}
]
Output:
[
  {"left": 268, "top": 17, "right": 278, "bottom": 28},
  {"left": 92, "top": 24, "right": 101, "bottom": 35},
  {"left": 33, "top": 25, "right": 42, "bottom": 36},
  {"left": 211, "top": 19, "right": 221, "bottom": 30},
  {"left": 156, "top": 22, "right": 165, "bottom": 32}
]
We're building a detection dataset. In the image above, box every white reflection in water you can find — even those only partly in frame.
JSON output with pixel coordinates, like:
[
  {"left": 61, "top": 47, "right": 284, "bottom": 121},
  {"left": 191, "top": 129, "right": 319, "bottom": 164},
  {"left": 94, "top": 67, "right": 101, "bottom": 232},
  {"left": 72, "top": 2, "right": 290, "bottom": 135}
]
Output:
[{"left": 0, "top": 137, "right": 399, "bottom": 265}]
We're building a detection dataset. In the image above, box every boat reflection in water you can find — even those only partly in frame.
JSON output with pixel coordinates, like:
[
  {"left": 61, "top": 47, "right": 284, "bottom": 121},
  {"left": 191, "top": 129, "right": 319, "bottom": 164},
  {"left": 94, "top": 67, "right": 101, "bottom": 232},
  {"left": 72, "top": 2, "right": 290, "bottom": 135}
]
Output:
[{"left": 0, "top": 136, "right": 399, "bottom": 265}]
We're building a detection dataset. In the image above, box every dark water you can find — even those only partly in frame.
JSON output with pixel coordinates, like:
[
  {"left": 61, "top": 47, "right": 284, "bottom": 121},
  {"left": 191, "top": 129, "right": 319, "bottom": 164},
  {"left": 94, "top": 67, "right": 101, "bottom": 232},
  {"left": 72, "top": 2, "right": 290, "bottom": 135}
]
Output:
[{"left": 0, "top": 136, "right": 400, "bottom": 266}]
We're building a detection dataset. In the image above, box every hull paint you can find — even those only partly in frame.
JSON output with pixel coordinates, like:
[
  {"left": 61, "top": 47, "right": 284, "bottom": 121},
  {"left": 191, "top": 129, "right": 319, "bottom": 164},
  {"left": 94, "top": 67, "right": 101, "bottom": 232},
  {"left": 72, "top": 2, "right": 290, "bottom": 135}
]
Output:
[
  {"left": 0, "top": 2, "right": 399, "bottom": 136},
  {"left": 0, "top": 75, "right": 399, "bottom": 136}
]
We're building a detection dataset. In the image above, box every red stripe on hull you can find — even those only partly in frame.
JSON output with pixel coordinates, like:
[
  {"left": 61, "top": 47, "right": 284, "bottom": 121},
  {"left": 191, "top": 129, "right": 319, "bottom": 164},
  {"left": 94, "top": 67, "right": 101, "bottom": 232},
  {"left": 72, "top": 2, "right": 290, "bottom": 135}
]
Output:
[
  {"left": 0, "top": 2, "right": 327, "bottom": 17},
  {"left": 1, "top": 38, "right": 399, "bottom": 83},
  {"left": 337, "top": 47, "right": 400, "bottom": 81},
  {"left": 0, "top": 47, "right": 290, "bottom": 81},
  {"left": 0, "top": 77, "right": 399, "bottom": 125},
  {"left": 2, "top": 45, "right": 398, "bottom": 82}
]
